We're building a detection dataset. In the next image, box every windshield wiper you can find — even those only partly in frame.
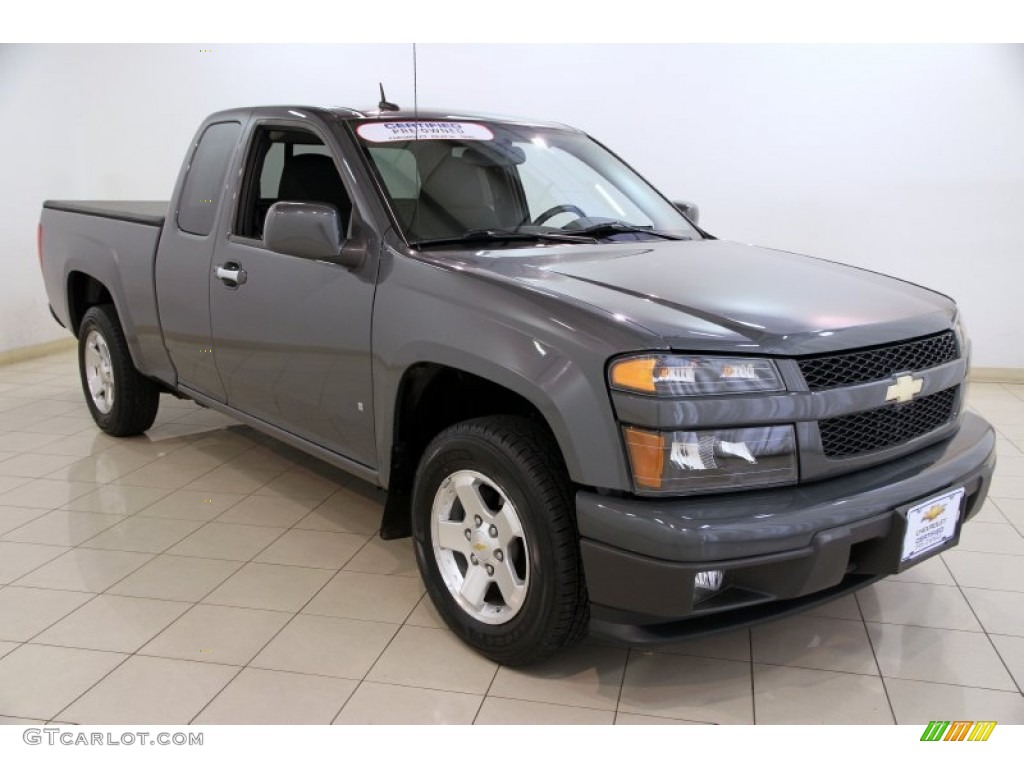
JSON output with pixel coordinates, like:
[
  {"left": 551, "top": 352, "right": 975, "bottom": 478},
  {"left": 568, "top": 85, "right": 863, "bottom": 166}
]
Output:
[
  {"left": 569, "top": 222, "right": 688, "bottom": 241},
  {"left": 411, "top": 229, "right": 596, "bottom": 249}
]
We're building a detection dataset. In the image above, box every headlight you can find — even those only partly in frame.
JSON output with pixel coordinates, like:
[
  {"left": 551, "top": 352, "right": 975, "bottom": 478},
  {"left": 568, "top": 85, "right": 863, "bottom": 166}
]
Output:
[
  {"left": 622, "top": 425, "right": 798, "bottom": 495},
  {"left": 609, "top": 354, "right": 783, "bottom": 397},
  {"left": 954, "top": 309, "right": 970, "bottom": 402},
  {"left": 954, "top": 310, "right": 969, "bottom": 353}
]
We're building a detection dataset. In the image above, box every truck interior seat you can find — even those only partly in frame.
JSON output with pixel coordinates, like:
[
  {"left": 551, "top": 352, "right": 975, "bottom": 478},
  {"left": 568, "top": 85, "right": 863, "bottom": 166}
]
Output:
[
  {"left": 408, "top": 154, "right": 501, "bottom": 238},
  {"left": 278, "top": 154, "right": 352, "bottom": 229}
]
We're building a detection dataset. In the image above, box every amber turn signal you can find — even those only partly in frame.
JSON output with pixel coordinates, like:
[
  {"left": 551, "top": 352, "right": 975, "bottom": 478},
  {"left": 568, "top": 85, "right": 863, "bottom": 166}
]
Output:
[
  {"left": 609, "top": 357, "right": 658, "bottom": 393},
  {"left": 622, "top": 426, "right": 666, "bottom": 489}
]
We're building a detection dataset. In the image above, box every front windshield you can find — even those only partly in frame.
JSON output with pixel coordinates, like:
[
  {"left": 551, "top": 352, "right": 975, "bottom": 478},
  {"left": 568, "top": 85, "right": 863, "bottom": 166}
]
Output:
[{"left": 352, "top": 119, "right": 699, "bottom": 247}]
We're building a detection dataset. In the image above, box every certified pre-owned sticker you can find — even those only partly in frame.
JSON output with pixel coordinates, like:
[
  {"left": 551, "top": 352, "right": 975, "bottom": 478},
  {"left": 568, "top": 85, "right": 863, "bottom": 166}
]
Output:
[{"left": 357, "top": 121, "right": 494, "bottom": 143}]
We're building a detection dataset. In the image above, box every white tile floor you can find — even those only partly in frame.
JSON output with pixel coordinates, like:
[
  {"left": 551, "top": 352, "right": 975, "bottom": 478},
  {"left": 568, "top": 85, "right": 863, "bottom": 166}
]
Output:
[{"left": 0, "top": 349, "right": 1023, "bottom": 725}]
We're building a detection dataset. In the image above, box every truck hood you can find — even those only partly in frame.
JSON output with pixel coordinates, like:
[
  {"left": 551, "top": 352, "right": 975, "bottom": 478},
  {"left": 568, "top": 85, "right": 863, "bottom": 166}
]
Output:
[{"left": 435, "top": 239, "right": 957, "bottom": 356}]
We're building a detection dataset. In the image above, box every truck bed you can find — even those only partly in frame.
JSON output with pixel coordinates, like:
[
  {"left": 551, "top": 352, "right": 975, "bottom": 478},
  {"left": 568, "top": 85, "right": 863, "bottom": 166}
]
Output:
[
  {"left": 39, "top": 202, "right": 173, "bottom": 384},
  {"left": 43, "top": 200, "right": 168, "bottom": 227}
]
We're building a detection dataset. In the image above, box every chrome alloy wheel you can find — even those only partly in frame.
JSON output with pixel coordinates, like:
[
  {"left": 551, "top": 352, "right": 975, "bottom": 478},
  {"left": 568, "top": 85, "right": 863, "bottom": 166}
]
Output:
[
  {"left": 431, "top": 469, "right": 530, "bottom": 625},
  {"left": 83, "top": 329, "right": 115, "bottom": 414}
]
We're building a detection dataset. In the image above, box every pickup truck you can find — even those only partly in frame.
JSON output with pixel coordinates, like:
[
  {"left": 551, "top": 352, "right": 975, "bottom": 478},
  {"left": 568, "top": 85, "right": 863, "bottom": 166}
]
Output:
[{"left": 38, "top": 104, "right": 996, "bottom": 666}]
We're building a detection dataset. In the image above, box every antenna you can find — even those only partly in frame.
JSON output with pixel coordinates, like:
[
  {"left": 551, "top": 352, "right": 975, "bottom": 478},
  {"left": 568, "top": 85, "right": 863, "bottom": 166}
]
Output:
[{"left": 378, "top": 83, "right": 399, "bottom": 112}]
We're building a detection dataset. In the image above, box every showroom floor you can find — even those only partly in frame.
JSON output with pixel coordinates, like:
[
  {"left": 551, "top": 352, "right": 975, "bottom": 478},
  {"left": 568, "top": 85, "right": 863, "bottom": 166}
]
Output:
[{"left": 0, "top": 349, "right": 1022, "bottom": 726}]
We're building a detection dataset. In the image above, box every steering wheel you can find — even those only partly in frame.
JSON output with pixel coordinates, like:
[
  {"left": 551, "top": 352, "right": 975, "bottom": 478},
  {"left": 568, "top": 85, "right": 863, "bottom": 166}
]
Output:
[{"left": 532, "top": 204, "right": 587, "bottom": 227}]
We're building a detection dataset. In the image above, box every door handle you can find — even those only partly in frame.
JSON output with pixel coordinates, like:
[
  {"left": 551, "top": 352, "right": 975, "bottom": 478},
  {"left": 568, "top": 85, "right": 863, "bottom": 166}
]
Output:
[{"left": 215, "top": 262, "right": 247, "bottom": 287}]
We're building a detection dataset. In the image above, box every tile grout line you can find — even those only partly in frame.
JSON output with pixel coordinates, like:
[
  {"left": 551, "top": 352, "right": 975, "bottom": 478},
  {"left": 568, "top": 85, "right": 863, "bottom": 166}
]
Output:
[
  {"left": 0, "top": 540, "right": 72, "bottom": 585},
  {"left": 2, "top": 426, "right": 340, "bottom": 723},
  {"left": 20, "top": 480, "right": 265, "bottom": 603},
  {"left": 752, "top": 659, "right": 900, "bottom": 678},
  {"left": 0, "top": 427, "right": 225, "bottom": 545},
  {"left": 1, "top": 489, "right": 168, "bottom": 551},
  {"left": 611, "top": 644, "right": 632, "bottom": 725},
  {"left": 186, "top": 664, "right": 250, "bottom": 725},
  {"left": 483, "top": 693, "right": 621, "bottom": 717},
  {"left": 324, "top": 680, "right": 359, "bottom": 726},
  {"left": 47, "top": 491, "right": 325, "bottom": 725},
  {"left": 344, "top": 541, "right": 428, "bottom": 693},
  {"left": 948, "top": 566, "right": 1024, "bottom": 697},
  {"left": 881, "top": 579, "right": 1024, "bottom": 595},
  {"left": 748, "top": 629, "right": 757, "bottom": 725},
  {"left": 46, "top": 642, "right": 140, "bottom": 723},
  {"left": 254, "top": 540, "right": 388, "bottom": 725},
  {"left": 191, "top": 529, "right": 378, "bottom": 725},
  {"left": 176, "top": 461, "right": 357, "bottom": 725},
  {"left": 29, "top": 495, "right": 241, "bottom": 722},
  {"left": 469, "top": 644, "right": 504, "bottom": 725},
  {"left": 855, "top": 590, "right": 898, "bottom": 724}
]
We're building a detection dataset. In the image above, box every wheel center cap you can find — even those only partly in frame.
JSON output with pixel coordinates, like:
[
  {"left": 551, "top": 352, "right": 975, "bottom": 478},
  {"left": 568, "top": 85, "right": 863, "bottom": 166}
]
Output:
[{"left": 470, "top": 530, "right": 493, "bottom": 563}]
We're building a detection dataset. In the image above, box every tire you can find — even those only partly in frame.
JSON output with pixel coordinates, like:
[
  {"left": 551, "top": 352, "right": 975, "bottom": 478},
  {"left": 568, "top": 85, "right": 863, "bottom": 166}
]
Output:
[
  {"left": 77, "top": 304, "right": 160, "bottom": 436},
  {"left": 411, "top": 415, "right": 589, "bottom": 666}
]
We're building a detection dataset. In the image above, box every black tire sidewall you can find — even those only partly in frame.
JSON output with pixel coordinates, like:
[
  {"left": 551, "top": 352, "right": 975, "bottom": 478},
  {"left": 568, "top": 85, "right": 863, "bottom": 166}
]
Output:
[
  {"left": 411, "top": 420, "right": 578, "bottom": 662},
  {"left": 77, "top": 305, "right": 152, "bottom": 435}
]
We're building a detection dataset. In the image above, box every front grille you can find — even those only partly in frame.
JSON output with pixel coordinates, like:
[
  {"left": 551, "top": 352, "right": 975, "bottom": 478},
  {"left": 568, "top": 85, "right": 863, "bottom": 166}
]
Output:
[
  {"left": 819, "top": 386, "right": 959, "bottom": 458},
  {"left": 798, "top": 331, "right": 958, "bottom": 391}
]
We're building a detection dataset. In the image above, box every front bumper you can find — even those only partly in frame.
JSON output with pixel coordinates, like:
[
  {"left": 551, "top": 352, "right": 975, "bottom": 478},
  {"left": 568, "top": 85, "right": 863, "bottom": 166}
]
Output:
[{"left": 577, "top": 412, "right": 996, "bottom": 645}]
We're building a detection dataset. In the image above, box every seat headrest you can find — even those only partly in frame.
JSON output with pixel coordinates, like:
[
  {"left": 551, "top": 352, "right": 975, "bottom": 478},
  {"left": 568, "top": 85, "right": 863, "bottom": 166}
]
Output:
[
  {"left": 421, "top": 155, "right": 488, "bottom": 209},
  {"left": 279, "top": 154, "right": 350, "bottom": 219}
]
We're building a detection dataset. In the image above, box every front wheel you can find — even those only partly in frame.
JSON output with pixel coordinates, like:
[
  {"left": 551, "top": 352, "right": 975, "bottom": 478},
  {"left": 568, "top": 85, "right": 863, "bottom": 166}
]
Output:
[
  {"left": 411, "top": 416, "right": 589, "bottom": 666},
  {"left": 78, "top": 305, "right": 160, "bottom": 436}
]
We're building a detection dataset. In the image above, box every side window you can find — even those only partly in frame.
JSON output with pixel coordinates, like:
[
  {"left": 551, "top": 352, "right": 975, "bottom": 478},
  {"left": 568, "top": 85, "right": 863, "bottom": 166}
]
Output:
[
  {"left": 258, "top": 143, "right": 285, "bottom": 198},
  {"left": 177, "top": 121, "right": 241, "bottom": 236},
  {"left": 294, "top": 145, "right": 332, "bottom": 158},
  {"left": 237, "top": 127, "right": 352, "bottom": 240}
]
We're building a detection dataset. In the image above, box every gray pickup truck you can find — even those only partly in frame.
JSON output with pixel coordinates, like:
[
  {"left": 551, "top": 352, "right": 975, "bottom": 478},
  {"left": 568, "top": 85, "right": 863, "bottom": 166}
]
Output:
[{"left": 38, "top": 104, "right": 996, "bottom": 665}]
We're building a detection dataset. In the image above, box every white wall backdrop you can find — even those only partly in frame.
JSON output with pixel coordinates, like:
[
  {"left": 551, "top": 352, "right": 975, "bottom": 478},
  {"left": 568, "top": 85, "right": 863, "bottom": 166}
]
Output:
[{"left": 1, "top": 44, "right": 1022, "bottom": 366}]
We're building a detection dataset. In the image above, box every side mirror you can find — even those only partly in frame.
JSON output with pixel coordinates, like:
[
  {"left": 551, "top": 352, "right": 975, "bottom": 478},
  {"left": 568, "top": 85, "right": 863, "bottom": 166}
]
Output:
[
  {"left": 264, "top": 202, "right": 364, "bottom": 269},
  {"left": 672, "top": 200, "right": 700, "bottom": 226}
]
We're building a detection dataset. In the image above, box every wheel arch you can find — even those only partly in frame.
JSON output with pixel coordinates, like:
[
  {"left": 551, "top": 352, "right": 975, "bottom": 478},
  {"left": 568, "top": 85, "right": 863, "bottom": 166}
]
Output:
[
  {"left": 379, "top": 360, "right": 574, "bottom": 539},
  {"left": 67, "top": 270, "right": 115, "bottom": 337}
]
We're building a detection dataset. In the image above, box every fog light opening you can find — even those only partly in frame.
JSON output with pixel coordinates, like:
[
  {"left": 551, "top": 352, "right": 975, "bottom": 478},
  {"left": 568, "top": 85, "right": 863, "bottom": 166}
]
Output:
[{"left": 694, "top": 569, "right": 725, "bottom": 602}]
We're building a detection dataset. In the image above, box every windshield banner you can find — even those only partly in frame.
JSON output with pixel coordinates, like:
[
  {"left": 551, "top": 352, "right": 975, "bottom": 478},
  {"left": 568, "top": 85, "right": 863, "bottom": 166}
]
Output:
[{"left": 357, "top": 121, "right": 494, "bottom": 143}]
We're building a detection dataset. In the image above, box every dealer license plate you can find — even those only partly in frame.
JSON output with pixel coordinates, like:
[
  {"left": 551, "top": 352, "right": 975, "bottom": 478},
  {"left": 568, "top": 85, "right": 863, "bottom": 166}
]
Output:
[{"left": 901, "top": 487, "right": 965, "bottom": 564}]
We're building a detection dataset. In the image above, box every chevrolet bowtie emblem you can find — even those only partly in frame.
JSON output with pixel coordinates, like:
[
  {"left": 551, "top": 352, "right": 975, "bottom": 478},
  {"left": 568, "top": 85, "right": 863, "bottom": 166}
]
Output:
[{"left": 886, "top": 374, "right": 924, "bottom": 404}]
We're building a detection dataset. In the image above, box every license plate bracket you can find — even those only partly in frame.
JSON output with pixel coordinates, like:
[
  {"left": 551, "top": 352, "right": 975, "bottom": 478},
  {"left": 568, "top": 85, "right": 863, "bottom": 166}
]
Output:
[{"left": 899, "top": 487, "right": 965, "bottom": 568}]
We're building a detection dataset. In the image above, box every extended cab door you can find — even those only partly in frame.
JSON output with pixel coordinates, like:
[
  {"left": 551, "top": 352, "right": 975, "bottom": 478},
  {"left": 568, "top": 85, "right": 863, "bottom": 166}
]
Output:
[
  {"left": 208, "top": 119, "right": 378, "bottom": 469},
  {"left": 156, "top": 118, "right": 246, "bottom": 401}
]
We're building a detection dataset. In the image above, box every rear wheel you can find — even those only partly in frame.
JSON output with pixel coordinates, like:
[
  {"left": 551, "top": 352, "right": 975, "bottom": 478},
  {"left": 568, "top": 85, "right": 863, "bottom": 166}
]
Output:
[
  {"left": 77, "top": 305, "right": 159, "bottom": 436},
  {"left": 411, "top": 415, "right": 589, "bottom": 666}
]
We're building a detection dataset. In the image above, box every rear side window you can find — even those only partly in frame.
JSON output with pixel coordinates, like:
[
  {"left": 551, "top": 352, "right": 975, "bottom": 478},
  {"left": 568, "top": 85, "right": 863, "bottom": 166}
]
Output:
[{"left": 177, "top": 121, "right": 241, "bottom": 236}]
